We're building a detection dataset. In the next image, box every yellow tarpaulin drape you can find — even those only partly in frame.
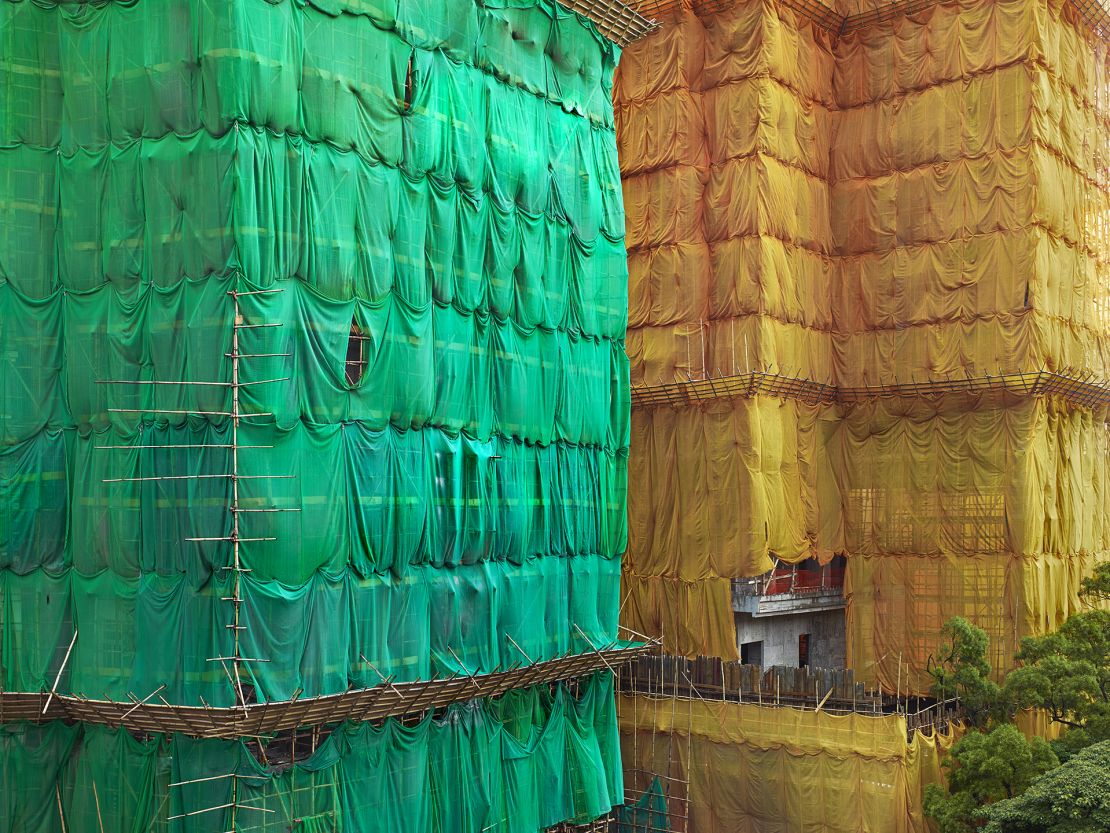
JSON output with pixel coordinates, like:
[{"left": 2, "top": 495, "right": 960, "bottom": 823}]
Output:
[
  {"left": 619, "top": 694, "right": 961, "bottom": 833},
  {"left": 617, "top": 0, "right": 1110, "bottom": 688}
]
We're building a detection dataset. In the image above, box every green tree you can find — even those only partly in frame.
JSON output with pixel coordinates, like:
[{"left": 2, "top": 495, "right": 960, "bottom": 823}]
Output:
[
  {"left": 928, "top": 617, "right": 1005, "bottom": 729},
  {"left": 980, "top": 740, "right": 1110, "bottom": 833},
  {"left": 925, "top": 569, "right": 1110, "bottom": 832},
  {"left": 1004, "top": 609, "right": 1110, "bottom": 756},
  {"left": 923, "top": 725, "right": 1058, "bottom": 833},
  {"left": 1079, "top": 561, "right": 1110, "bottom": 604}
]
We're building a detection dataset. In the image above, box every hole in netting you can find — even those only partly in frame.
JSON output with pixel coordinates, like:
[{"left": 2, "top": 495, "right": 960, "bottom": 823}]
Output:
[
  {"left": 403, "top": 54, "right": 414, "bottom": 112},
  {"left": 244, "top": 724, "right": 336, "bottom": 771},
  {"left": 345, "top": 321, "right": 368, "bottom": 387}
]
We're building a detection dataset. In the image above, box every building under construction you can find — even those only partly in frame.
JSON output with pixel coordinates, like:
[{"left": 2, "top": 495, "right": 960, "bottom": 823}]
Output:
[
  {"left": 4, "top": 0, "right": 1110, "bottom": 830},
  {"left": 616, "top": 0, "right": 1110, "bottom": 828},
  {"left": 0, "top": 1, "right": 656, "bottom": 830}
]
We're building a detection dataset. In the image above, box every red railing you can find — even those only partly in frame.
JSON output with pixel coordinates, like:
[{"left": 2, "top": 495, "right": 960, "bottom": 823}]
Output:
[{"left": 755, "top": 563, "right": 844, "bottom": 597}]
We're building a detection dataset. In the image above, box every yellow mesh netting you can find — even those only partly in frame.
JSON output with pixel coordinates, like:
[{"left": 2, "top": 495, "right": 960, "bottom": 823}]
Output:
[
  {"left": 619, "top": 3, "right": 836, "bottom": 387},
  {"left": 617, "top": 0, "right": 1110, "bottom": 689},
  {"left": 629, "top": 398, "right": 836, "bottom": 580},
  {"left": 838, "top": 395, "right": 1109, "bottom": 688},
  {"left": 832, "top": 0, "right": 1110, "bottom": 382},
  {"left": 623, "top": 396, "right": 838, "bottom": 657},
  {"left": 619, "top": 694, "right": 960, "bottom": 832}
]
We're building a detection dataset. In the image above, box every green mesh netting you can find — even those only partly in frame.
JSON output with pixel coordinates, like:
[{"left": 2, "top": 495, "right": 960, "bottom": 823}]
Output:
[
  {"left": 615, "top": 777, "right": 669, "bottom": 832},
  {"left": 0, "top": 0, "right": 629, "bottom": 712},
  {"left": 0, "top": 674, "right": 623, "bottom": 833}
]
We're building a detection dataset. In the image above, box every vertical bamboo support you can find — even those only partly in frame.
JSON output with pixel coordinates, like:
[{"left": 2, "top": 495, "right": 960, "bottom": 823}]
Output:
[
  {"left": 231, "top": 290, "right": 243, "bottom": 708},
  {"left": 896, "top": 653, "right": 902, "bottom": 715},
  {"left": 230, "top": 773, "right": 239, "bottom": 833}
]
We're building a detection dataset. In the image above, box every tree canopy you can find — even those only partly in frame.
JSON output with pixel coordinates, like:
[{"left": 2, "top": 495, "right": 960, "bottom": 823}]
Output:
[
  {"left": 923, "top": 725, "right": 1058, "bottom": 833},
  {"left": 980, "top": 740, "right": 1110, "bottom": 833},
  {"left": 1079, "top": 562, "right": 1110, "bottom": 604},
  {"left": 929, "top": 617, "right": 1004, "bottom": 729},
  {"left": 1004, "top": 609, "right": 1110, "bottom": 757},
  {"left": 924, "top": 566, "right": 1110, "bottom": 832}
]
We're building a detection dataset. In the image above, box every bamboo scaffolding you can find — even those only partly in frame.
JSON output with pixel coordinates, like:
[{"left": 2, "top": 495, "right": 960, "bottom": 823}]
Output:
[
  {"left": 638, "top": 0, "right": 1110, "bottom": 40},
  {"left": 2, "top": 643, "right": 653, "bottom": 737},
  {"left": 618, "top": 654, "right": 964, "bottom": 739},
  {"left": 631, "top": 367, "right": 1110, "bottom": 410},
  {"left": 562, "top": 0, "right": 659, "bottom": 45}
]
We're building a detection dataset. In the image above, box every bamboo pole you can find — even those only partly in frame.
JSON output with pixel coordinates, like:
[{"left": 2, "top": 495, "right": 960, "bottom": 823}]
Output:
[
  {"left": 92, "top": 782, "right": 106, "bottom": 833},
  {"left": 44, "top": 630, "right": 78, "bottom": 715}
]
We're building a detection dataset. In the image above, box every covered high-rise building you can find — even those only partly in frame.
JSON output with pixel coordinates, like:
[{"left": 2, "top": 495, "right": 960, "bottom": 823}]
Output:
[
  {"left": 620, "top": 0, "right": 1110, "bottom": 690},
  {"left": 615, "top": 0, "right": 1110, "bottom": 828},
  {"left": 0, "top": 1, "right": 653, "bottom": 830}
]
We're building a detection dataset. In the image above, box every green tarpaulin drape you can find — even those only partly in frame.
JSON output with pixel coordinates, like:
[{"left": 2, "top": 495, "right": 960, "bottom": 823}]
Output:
[
  {"left": 0, "top": 673, "right": 623, "bottom": 833},
  {"left": 0, "top": 0, "right": 629, "bottom": 711}
]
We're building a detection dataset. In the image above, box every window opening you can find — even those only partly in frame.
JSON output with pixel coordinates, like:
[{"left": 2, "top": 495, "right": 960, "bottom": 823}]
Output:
[{"left": 740, "top": 640, "right": 762, "bottom": 666}]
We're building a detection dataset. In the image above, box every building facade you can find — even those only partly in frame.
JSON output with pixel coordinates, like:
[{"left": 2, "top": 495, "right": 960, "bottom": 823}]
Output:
[
  {"left": 0, "top": 1, "right": 650, "bottom": 829},
  {"left": 619, "top": 0, "right": 1110, "bottom": 692},
  {"left": 616, "top": 0, "right": 1110, "bottom": 828}
]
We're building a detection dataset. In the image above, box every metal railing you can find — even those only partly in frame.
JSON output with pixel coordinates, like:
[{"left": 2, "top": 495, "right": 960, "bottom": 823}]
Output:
[{"left": 734, "top": 563, "right": 845, "bottom": 598}]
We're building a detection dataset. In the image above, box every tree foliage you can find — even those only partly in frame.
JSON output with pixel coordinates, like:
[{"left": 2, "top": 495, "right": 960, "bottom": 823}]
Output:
[
  {"left": 980, "top": 740, "right": 1110, "bottom": 833},
  {"left": 923, "top": 603, "right": 1108, "bottom": 832},
  {"left": 928, "top": 617, "right": 1004, "bottom": 728},
  {"left": 1004, "top": 609, "right": 1110, "bottom": 756},
  {"left": 923, "top": 724, "right": 1058, "bottom": 833},
  {"left": 1079, "top": 561, "right": 1110, "bottom": 604},
  {"left": 924, "top": 569, "right": 1110, "bottom": 832}
]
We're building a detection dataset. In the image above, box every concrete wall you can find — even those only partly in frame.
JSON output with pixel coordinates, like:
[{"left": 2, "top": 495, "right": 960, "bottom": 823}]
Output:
[{"left": 734, "top": 609, "right": 846, "bottom": 669}]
